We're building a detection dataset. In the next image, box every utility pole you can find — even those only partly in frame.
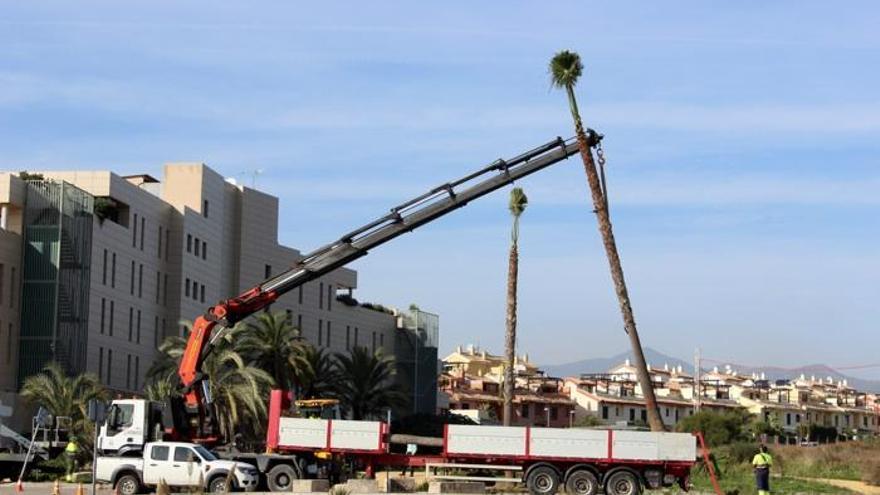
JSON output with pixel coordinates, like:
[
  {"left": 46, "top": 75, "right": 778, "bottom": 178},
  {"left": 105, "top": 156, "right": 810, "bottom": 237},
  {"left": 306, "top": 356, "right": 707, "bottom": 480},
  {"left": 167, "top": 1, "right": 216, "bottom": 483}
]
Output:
[{"left": 694, "top": 348, "right": 702, "bottom": 414}]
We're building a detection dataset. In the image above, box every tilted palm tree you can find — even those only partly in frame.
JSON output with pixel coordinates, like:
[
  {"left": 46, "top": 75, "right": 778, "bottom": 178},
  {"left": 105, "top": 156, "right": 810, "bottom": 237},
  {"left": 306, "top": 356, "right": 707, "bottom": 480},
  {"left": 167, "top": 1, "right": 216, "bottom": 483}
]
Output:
[
  {"left": 234, "top": 311, "right": 305, "bottom": 391},
  {"left": 550, "top": 50, "right": 665, "bottom": 432},
  {"left": 334, "top": 347, "right": 408, "bottom": 420},
  {"left": 293, "top": 345, "right": 338, "bottom": 400},
  {"left": 503, "top": 187, "right": 528, "bottom": 426}
]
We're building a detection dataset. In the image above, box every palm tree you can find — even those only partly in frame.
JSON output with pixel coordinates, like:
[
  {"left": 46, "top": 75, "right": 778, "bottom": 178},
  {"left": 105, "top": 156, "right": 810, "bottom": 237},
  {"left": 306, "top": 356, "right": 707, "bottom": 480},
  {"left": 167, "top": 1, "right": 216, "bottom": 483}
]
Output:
[
  {"left": 21, "top": 362, "right": 108, "bottom": 460},
  {"left": 234, "top": 311, "right": 305, "bottom": 391},
  {"left": 503, "top": 187, "right": 528, "bottom": 426},
  {"left": 549, "top": 50, "right": 665, "bottom": 432},
  {"left": 334, "top": 347, "right": 408, "bottom": 420},
  {"left": 146, "top": 324, "right": 274, "bottom": 441},
  {"left": 293, "top": 345, "right": 338, "bottom": 400}
]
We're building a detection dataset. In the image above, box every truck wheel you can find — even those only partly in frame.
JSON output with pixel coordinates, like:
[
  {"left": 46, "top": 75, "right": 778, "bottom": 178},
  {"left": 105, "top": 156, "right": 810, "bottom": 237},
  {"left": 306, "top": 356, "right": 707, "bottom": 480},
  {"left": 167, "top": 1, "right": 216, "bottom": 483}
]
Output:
[
  {"left": 209, "top": 475, "right": 235, "bottom": 493},
  {"left": 267, "top": 464, "right": 298, "bottom": 492},
  {"left": 526, "top": 465, "right": 559, "bottom": 495},
  {"left": 604, "top": 471, "right": 641, "bottom": 495},
  {"left": 115, "top": 473, "right": 141, "bottom": 495},
  {"left": 564, "top": 469, "right": 598, "bottom": 495}
]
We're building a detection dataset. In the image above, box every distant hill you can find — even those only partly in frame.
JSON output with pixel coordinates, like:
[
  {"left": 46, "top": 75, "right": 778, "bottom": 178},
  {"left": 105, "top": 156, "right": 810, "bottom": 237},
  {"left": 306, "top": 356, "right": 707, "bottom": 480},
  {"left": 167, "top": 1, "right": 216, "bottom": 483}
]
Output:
[
  {"left": 544, "top": 348, "right": 880, "bottom": 393},
  {"left": 543, "top": 347, "right": 692, "bottom": 378}
]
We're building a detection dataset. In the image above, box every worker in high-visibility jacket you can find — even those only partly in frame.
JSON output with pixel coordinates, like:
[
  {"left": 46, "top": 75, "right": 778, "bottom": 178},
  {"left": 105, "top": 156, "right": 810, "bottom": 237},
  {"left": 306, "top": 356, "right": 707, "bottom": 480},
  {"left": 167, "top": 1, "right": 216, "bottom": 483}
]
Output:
[
  {"left": 752, "top": 444, "right": 773, "bottom": 495},
  {"left": 64, "top": 437, "right": 80, "bottom": 482}
]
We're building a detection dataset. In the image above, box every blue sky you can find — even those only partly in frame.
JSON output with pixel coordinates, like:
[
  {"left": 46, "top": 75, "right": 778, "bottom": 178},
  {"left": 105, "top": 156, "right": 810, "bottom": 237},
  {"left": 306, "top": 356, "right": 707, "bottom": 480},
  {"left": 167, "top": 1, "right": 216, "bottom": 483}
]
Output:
[{"left": 2, "top": 2, "right": 878, "bottom": 377}]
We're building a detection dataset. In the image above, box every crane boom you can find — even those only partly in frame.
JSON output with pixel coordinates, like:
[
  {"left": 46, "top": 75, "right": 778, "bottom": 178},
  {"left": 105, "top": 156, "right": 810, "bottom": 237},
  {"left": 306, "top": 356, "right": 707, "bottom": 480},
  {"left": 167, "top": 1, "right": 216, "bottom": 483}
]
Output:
[{"left": 175, "top": 133, "right": 599, "bottom": 441}]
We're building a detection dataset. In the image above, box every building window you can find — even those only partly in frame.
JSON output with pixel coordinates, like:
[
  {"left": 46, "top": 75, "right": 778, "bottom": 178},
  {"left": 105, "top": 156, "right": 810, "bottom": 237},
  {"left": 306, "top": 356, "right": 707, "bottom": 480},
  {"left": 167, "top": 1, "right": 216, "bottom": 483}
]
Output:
[
  {"left": 641, "top": 410, "right": 647, "bottom": 422},
  {"left": 102, "top": 250, "right": 107, "bottom": 285},
  {"left": 602, "top": 405, "right": 609, "bottom": 420},
  {"left": 107, "top": 349, "right": 113, "bottom": 385},
  {"left": 128, "top": 307, "right": 134, "bottom": 342},
  {"left": 786, "top": 413, "right": 791, "bottom": 426},
  {"left": 327, "top": 284, "right": 332, "bottom": 311},
  {"left": 203, "top": 200, "right": 209, "bottom": 218},
  {"left": 665, "top": 408, "right": 670, "bottom": 417},
  {"left": 319, "top": 283, "right": 324, "bottom": 309},
  {"left": 109, "top": 300, "right": 115, "bottom": 336},
  {"left": 521, "top": 404, "right": 529, "bottom": 418},
  {"left": 163, "top": 274, "right": 168, "bottom": 305},
  {"left": 133, "top": 214, "right": 138, "bottom": 247},
  {"left": 200, "top": 284, "right": 205, "bottom": 304},
  {"left": 111, "top": 253, "right": 116, "bottom": 288},
  {"left": 158, "top": 226, "right": 163, "bottom": 258},
  {"left": 629, "top": 409, "right": 635, "bottom": 422},
  {"left": 134, "top": 356, "right": 139, "bottom": 389},
  {"left": 100, "top": 298, "right": 106, "bottom": 334},
  {"left": 136, "top": 310, "right": 141, "bottom": 344},
  {"left": 194, "top": 238, "right": 200, "bottom": 257},
  {"left": 326, "top": 321, "right": 332, "bottom": 347},
  {"left": 298, "top": 286, "right": 303, "bottom": 305},
  {"left": 354, "top": 327, "right": 359, "bottom": 347},
  {"left": 346, "top": 326, "right": 351, "bottom": 350},
  {"left": 155, "top": 271, "right": 161, "bottom": 303},
  {"left": 185, "top": 278, "right": 191, "bottom": 297},
  {"left": 296, "top": 314, "right": 302, "bottom": 333},
  {"left": 126, "top": 354, "right": 132, "bottom": 389},
  {"left": 164, "top": 229, "right": 170, "bottom": 260},
  {"left": 318, "top": 319, "right": 323, "bottom": 346},
  {"left": 380, "top": 333, "right": 384, "bottom": 348},
  {"left": 154, "top": 316, "right": 159, "bottom": 349},
  {"left": 130, "top": 260, "right": 135, "bottom": 295},
  {"left": 265, "top": 264, "right": 272, "bottom": 279},
  {"left": 138, "top": 263, "right": 143, "bottom": 297},
  {"left": 201, "top": 241, "right": 206, "bottom": 260},
  {"left": 98, "top": 347, "right": 104, "bottom": 382},
  {"left": 187, "top": 234, "right": 192, "bottom": 253},
  {"left": 192, "top": 280, "right": 198, "bottom": 300},
  {"left": 550, "top": 406, "right": 558, "bottom": 420},
  {"left": 372, "top": 331, "right": 376, "bottom": 353},
  {"left": 140, "top": 216, "right": 145, "bottom": 250}
]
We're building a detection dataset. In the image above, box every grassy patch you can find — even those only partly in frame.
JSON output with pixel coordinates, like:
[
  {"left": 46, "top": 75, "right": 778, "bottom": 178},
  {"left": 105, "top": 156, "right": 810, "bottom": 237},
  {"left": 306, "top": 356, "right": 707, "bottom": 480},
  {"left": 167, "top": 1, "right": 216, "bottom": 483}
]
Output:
[{"left": 687, "top": 464, "right": 854, "bottom": 494}]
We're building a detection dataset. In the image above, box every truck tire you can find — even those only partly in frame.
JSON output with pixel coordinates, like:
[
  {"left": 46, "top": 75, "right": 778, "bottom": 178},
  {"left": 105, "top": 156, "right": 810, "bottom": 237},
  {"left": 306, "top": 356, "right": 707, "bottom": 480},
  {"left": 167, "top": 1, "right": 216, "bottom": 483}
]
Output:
[
  {"left": 115, "top": 473, "right": 141, "bottom": 495},
  {"left": 209, "top": 474, "right": 235, "bottom": 493},
  {"left": 267, "top": 463, "right": 298, "bottom": 492},
  {"left": 526, "top": 465, "right": 559, "bottom": 495},
  {"left": 564, "top": 469, "right": 598, "bottom": 495},
  {"left": 604, "top": 471, "right": 641, "bottom": 495}
]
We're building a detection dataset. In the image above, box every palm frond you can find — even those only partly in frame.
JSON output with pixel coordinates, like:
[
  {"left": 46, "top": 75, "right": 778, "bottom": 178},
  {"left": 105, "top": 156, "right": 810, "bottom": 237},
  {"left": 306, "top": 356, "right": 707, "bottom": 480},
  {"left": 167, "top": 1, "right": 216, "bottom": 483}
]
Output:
[{"left": 549, "top": 50, "right": 583, "bottom": 89}]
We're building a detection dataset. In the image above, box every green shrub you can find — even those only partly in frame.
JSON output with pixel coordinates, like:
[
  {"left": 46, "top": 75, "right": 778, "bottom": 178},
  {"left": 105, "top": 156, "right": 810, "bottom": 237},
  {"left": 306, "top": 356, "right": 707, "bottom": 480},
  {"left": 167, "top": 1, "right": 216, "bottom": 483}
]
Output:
[{"left": 676, "top": 408, "right": 753, "bottom": 447}]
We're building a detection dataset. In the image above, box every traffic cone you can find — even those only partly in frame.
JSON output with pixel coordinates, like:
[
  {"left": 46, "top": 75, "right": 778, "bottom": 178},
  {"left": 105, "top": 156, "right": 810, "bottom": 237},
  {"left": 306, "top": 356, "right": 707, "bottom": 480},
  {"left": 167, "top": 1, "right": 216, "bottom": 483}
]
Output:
[
  {"left": 14, "top": 479, "right": 23, "bottom": 492},
  {"left": 53, "top": 479, "right": 61, "bottom": 495},
  {"left": 75, "top": 482, "right": 86, "bottom": 495}
]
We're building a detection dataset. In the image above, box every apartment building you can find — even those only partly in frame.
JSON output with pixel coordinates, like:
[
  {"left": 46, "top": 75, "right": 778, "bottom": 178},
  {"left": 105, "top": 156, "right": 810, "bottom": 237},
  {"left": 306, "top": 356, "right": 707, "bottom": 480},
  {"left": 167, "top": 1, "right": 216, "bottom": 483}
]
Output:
[
  {"left": 440, "top": 345, "right": 575, "bottom": 427},
  {"left": 0, "top": 165, "right": 399, "bottom": 428},
  {"left": 563, "top": 360, "right": 880, "bottom": 438}
]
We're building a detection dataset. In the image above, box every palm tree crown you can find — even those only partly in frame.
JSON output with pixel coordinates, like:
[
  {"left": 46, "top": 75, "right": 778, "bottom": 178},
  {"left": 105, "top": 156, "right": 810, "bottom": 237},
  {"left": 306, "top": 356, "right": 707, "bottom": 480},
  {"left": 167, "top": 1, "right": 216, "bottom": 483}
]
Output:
[
  {"left": 334, "top": 346, "right": 407, "bottom": 420},
  {"left": 508, "top": 187, "right": 528, "bottom": 241},
  {"left": 549, "top": 50, "right": 583, "bottom": 88}
]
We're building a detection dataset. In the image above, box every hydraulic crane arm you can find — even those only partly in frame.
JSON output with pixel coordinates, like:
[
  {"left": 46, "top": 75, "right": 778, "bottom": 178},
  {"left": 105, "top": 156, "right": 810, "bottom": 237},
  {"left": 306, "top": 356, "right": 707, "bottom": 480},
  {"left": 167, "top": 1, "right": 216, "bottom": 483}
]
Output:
[{"left": 176, "top": 133, "right": 600, "bottom": 440}]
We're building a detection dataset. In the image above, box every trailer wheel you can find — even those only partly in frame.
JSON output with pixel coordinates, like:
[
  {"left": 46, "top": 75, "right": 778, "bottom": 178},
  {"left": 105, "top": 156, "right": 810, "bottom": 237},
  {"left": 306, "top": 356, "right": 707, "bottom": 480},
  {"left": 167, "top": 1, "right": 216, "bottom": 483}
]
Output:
[
  {"left": 564, "top": 469, "right": 598, "bottom": 495},
  {"left": 267, "top": 463, "right": 298, "bottom": 492},
  {"left": 115, "top": 473, "right": 141, "bottom": 495},
  {"left": 526, "top": 465, "right": 560, "bottom": 495},
  {"left": 604, "top": 471, "right": 641, "bottom": 495}
]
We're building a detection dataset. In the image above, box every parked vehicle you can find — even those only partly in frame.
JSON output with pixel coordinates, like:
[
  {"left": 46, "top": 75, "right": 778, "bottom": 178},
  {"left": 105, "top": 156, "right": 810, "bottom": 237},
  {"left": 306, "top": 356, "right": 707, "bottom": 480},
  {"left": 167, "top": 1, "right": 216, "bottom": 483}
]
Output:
[{"left": 95, "top": 441, "right": 259, "bottom": 494}]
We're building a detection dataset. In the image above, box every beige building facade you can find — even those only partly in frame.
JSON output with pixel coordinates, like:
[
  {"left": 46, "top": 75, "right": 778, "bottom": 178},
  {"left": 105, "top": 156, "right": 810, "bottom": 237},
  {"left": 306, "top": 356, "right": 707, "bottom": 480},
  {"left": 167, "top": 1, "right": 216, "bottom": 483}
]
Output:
[{"left": 0, "top": 165, "right": 398, "bottom": 427}]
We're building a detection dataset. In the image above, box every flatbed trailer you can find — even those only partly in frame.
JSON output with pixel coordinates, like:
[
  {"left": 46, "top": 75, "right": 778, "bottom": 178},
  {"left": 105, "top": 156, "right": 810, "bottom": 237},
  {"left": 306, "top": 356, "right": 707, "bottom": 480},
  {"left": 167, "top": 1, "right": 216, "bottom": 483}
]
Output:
[{"left": 262, "top": 391, "right": 695, "bottom": 495}]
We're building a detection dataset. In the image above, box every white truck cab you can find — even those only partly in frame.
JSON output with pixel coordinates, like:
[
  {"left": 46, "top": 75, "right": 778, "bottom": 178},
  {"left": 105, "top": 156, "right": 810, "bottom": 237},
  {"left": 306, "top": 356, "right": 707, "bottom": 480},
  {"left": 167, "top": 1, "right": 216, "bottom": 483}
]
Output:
[
  {"left": 98, "top": 399, "right": 165, "bottom": 456},
  {"left": 96, "top": 441, "right": 259, "bottom": 494}
]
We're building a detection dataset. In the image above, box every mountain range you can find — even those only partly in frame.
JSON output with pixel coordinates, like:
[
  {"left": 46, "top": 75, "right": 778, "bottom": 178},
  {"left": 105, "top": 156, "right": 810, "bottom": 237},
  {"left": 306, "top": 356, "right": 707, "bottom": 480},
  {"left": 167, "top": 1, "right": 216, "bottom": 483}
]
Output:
[{"left": 544, "top": 348, "right": 880, "bottom": 393}]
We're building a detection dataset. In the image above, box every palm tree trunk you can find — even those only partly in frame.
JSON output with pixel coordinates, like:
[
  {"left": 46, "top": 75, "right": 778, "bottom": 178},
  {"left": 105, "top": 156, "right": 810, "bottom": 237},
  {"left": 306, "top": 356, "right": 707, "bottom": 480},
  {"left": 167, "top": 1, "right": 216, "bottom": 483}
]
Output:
[
  {"left": 503, "top": 238, "right": 519, "bottom": 426},
  {"left": 567, "top": 87, "right": 666, "bottom": 432}
]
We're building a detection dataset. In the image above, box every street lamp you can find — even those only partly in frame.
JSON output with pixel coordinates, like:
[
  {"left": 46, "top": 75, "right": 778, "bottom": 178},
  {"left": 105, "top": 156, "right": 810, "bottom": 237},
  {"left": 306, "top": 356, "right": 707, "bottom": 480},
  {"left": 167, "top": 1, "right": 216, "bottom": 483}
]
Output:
[{"left": 544, "top": 407, "right": 550, "bottom": 428}]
